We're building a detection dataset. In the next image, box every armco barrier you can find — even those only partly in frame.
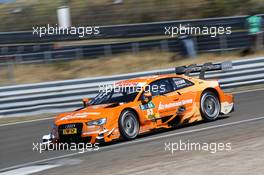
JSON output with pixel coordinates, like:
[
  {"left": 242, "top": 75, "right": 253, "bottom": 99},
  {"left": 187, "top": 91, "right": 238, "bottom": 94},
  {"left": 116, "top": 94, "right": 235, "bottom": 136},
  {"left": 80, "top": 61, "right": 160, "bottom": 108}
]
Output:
[
  {"left": 0, "top": 56, "right": 264, "bottom": 117},
  {"left": 1, "top": 31, "right": 261, "bottom": 66},
  {"left": 1, "top": 14, "right": 264, "bottom": 44},
  {"left": 0, "top": 14, "right": 263, "bottom": 65}
]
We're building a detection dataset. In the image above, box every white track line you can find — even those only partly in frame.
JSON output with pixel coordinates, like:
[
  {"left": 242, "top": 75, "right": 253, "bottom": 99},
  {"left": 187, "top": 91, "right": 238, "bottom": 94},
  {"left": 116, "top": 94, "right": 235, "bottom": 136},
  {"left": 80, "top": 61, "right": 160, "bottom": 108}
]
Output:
[
  {"left": 0, "top": 165, "right": 59, "bottom": 175},
  {"left": 1, "top": 115, "right": 264, "bottom": 173},
  {"left": 0, "top": 117, "right": 55, "bottom": 127}
]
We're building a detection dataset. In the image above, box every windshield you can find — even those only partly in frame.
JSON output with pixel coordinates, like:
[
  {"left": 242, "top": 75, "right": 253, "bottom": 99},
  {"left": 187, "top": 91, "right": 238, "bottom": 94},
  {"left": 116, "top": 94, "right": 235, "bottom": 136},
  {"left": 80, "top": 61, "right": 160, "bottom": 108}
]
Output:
[{"left": 90, "top": 87, "right": 140, "bottom": 105}]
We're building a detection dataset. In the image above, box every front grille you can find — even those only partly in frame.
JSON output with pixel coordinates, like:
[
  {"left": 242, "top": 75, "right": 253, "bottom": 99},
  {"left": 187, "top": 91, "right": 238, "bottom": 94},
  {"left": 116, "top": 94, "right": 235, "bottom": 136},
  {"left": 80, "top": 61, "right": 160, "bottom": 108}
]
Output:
[{"left": 58, "top": 123, "right": 84, "bottom": 143}]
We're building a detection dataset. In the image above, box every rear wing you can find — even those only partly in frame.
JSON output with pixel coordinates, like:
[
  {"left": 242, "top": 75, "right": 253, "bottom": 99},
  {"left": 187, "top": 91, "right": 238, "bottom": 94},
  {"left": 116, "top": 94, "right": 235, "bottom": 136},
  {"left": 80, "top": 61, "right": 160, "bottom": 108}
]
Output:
[{"left": 175, "top": 61, "right": 232, "bottom": 79}]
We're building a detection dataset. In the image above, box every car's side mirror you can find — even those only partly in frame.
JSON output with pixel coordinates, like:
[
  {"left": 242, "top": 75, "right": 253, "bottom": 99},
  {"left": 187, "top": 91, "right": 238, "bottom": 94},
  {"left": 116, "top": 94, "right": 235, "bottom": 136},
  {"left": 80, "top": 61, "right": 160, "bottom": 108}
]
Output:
[
  {"left": 142, "top": 92, "right": 152, "bottom": 103},
  {"left": 82, "top": 98, "right": 90, "bottom": 107}
]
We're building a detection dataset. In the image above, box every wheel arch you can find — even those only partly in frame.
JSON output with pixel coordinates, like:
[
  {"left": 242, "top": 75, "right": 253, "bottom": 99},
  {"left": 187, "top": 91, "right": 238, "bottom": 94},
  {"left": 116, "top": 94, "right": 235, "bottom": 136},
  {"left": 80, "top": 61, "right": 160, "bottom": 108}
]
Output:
[
  {"left": 202, "top": 87, "right": 220, "bottom": 100},
  {"left": 196, "top": 87, "right": 220, "bottom": 107}
]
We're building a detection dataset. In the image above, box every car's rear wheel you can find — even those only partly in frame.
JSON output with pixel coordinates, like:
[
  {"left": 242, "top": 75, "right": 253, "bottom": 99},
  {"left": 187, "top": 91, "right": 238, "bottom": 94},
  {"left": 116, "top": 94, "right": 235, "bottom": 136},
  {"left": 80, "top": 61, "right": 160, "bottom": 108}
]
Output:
[
  {"left": 118, "top": 110, "right": 139, "bottom": 140},
  {"left": 200, "top": 91, "right": 220, "bottom": 121}
]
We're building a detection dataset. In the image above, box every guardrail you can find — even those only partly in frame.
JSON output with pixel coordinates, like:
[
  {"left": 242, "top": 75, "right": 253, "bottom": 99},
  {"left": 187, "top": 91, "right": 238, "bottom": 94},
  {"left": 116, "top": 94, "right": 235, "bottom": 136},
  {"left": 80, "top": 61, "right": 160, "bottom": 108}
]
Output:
[
  {"left": 0, "top": 15, "right": 256, "bottom": 44},
  {"left": 0, "top": 56, "right": 263, "bottom": 118},
  {"left": 1, "top": 31, "right": 262, "bottom": 66},
  {"left": 1, "top": 14, "right": 264, "bottom": 44},
  {"left": 0, "top": 14, "right": 263, "bottom": 65}
]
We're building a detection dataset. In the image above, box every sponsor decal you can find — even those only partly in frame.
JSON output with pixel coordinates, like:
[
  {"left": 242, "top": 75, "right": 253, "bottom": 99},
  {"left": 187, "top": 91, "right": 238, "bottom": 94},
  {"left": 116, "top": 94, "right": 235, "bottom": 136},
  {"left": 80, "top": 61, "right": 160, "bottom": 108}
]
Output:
[
  {"left": 173, "top": 78, "right": 187, "bottom": 88},
  {"left": 145, "top": 108, "right": 160, "bottom": 120},
  {"left": 65, "top": 124, "right": 76, "bottom": 128},
  {"left": 174, "top": 79, "right": 185, "bottom": 86},
  {"left": 147, "top": 109, "right": 154, "bottom": 116},
  {"left": 158, "top": 99, "right": 193, "bottom": 110},
  {"left": 140, "top": 101, "right": 155, "bottom": 110},
  {"left": 221, "top": 102, "right": 234, "bottom": 114},
  {"left": 147, "top": 111, "right": 160, "bottom": 120},
  {"left": 139, "top": 102, "right": 160, "bottom": 120},
  {"left": 59, "top": 112, "right": 101, "bottom": 121},
  {"left": 115, "top": 82, "right": 146, "bottom": 87}
]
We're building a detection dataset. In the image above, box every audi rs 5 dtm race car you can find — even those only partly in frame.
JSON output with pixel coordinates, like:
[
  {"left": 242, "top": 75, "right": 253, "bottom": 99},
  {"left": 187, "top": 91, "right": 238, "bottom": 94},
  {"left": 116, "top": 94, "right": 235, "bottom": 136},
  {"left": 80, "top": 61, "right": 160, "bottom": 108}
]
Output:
[{"left": 43, "top": 62, "right": 234, "bottom": 145}]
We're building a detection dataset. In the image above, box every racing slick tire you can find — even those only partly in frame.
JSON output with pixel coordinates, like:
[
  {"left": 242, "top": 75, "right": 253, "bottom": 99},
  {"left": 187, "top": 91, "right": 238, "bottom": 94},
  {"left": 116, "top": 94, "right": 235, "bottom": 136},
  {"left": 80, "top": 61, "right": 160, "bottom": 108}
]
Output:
[
  {"left": 200, "top": 91, "right": 220, "bottom": 121},
  {"left": 118, "top": 110, "right": 139, "bottom": 140}
]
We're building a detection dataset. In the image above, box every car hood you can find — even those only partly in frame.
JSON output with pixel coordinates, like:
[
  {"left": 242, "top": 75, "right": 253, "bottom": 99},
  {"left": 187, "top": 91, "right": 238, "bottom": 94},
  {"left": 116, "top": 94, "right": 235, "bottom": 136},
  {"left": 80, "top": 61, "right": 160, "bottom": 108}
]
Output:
[{"left": 55, "top": 103, "right": 120, "bottom": 123}]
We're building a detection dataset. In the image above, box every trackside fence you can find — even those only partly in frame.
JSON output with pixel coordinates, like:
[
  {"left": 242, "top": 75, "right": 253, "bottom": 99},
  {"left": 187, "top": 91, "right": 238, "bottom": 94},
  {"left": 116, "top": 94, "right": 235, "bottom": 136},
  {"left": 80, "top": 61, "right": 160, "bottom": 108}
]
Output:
[{"left": 0, "top": 57, "right": 264, "bottom": 117}]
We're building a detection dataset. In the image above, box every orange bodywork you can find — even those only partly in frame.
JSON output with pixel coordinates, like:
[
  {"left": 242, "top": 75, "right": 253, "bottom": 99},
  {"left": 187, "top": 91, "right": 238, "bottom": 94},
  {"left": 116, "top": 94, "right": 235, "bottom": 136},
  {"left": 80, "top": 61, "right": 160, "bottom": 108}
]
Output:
[{"left": 51, "top": 74, "right": 234, "bottom": 144}]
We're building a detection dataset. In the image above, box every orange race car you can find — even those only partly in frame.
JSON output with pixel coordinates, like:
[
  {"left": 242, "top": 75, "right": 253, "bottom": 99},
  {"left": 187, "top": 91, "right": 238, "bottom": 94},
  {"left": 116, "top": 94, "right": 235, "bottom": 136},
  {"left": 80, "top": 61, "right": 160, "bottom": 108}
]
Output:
[{"left": 42, "top": 62, "right": 234, "bottom": 145}]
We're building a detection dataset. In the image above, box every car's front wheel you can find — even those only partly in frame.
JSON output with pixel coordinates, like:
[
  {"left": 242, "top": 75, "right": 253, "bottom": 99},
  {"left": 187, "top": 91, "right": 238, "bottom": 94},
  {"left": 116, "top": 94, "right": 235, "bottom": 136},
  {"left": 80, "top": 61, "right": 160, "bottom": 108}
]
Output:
[
  {"left": 200, "top": 91, "right": 220, "bottom": 121},
  {"left": 118, "top": 110, "right": 139, "bottom": 140}
]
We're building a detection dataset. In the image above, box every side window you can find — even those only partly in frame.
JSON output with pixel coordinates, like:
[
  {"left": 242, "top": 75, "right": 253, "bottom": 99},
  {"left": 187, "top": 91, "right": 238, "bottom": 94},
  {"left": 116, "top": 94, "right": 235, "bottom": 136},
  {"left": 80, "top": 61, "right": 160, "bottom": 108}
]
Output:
[
  {"left": 171, "top": 78, "right": 193, "bottom": 90},
  {"left": 147, "top": 78, "right": 174, "bottom": 96}
]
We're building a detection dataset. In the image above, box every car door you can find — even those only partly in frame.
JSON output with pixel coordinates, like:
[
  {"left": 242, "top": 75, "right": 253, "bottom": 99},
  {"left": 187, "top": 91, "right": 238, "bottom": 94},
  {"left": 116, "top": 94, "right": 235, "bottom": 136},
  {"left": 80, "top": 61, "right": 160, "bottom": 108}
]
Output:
[
  {"left": 139, "top": 78, "right": 181, "bottom": 120},
  {"left": 170, "top": 77, "right": 196, "bottom": 116}
]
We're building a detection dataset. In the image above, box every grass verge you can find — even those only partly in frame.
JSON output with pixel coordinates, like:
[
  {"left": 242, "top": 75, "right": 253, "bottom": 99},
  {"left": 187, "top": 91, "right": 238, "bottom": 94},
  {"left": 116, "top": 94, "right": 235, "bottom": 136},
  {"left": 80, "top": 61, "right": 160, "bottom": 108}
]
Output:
[{"left": 1, "top": 50, "right": 264, "bottom": 85}]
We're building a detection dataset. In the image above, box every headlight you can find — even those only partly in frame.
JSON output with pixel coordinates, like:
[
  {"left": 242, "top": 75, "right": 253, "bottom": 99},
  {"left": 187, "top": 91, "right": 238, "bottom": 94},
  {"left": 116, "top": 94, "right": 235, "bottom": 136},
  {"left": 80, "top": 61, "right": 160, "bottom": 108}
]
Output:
[{"left": 86, "top": 118, "right": 107, "bottom": 126}]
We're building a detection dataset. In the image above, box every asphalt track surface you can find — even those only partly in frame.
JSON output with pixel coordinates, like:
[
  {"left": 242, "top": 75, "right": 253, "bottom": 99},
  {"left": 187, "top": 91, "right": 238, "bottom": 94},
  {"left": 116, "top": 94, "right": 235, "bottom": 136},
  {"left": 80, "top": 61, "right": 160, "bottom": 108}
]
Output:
[{"left": 0, "top": 89, "right": 264, "bottom": 174}]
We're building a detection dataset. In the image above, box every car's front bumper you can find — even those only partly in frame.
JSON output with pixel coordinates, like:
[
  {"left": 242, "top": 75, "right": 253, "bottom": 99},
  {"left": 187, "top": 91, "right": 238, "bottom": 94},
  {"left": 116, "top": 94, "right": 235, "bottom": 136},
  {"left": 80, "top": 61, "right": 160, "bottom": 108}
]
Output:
[{"left": 42, "top": 124, "right": 118, "bottom": 145}]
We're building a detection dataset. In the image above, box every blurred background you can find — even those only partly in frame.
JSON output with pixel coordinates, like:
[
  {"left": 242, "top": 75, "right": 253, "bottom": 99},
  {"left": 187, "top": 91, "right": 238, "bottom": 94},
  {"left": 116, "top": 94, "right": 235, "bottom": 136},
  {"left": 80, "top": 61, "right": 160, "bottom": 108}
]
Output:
[
  {"left": 0, "top": 0, "right": 263, "bottom": 31},
  {"left": 0, "top": 0, "right": 263, "bottom": 85}
]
